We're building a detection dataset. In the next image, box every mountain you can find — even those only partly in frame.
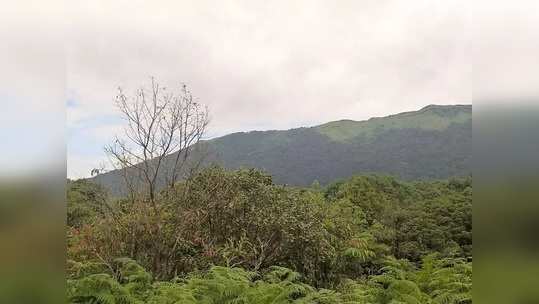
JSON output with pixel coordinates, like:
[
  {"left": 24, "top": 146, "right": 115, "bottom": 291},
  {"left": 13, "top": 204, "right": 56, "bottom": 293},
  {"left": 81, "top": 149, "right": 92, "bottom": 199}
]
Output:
[{"left": 91, "top": 104, "right": 471, "bottom": 196}]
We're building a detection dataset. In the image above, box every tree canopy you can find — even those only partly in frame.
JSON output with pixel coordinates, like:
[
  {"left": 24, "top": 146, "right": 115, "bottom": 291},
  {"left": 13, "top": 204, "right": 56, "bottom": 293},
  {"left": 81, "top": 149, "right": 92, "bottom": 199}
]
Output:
[{"left": 68, "top": 168, "right": 472, "bottom": 303}]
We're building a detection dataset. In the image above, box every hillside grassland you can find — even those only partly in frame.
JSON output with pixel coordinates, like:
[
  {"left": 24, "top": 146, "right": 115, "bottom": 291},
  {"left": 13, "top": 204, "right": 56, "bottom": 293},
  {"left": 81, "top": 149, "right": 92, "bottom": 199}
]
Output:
[{"left": 316, "top": 105, "right": 471, "bottom": 142}]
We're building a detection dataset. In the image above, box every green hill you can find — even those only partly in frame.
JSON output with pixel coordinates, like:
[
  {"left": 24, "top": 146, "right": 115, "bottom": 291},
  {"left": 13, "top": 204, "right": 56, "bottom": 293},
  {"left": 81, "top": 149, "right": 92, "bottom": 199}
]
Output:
[
  {"left": 91, "top": 104, "right": 471, "bottom": 195},
  {"left": 316, "top": 104, "right": 471, "bottom": 142}
]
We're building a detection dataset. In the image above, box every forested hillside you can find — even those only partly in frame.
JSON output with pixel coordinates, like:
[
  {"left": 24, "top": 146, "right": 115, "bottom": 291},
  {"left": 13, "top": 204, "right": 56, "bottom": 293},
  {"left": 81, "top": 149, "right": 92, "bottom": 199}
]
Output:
[
  {"left": 92, "top": 104, "right": 471, "bottom": 196},
  {"left": 68, "top": 168, "right": 472, "bottom": 303}
]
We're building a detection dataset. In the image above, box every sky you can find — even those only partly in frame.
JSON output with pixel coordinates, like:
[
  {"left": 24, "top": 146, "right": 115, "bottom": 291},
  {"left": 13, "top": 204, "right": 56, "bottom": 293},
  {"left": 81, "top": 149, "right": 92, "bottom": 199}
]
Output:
[
  {"left": 1, "top": 1, "right": 538, "bottom": 179},
  {"left": 66, "top": 0, "right": 474, "bottom": 179}
]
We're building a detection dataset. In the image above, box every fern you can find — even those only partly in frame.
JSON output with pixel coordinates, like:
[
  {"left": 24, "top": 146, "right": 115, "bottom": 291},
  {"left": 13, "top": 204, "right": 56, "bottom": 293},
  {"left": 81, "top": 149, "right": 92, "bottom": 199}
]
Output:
[
  {"left": 67, "top": 273, "right": 142, "bottom": 304},
  {"left": 68, "top": 255, "right": 471, "bottom": 304}
]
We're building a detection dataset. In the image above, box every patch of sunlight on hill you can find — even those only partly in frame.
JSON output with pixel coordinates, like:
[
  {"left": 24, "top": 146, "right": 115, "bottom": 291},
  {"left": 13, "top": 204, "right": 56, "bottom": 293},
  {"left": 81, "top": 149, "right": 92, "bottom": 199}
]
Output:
[{"left": 315, "top": 105, "right": 471, "bottom": 143}]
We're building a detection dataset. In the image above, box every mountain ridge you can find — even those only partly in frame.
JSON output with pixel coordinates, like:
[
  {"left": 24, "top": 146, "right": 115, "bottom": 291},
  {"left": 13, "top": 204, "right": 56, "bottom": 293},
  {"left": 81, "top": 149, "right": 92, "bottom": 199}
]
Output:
[{"left": 91, "top": 104, "right": 471, "bottom": 196}]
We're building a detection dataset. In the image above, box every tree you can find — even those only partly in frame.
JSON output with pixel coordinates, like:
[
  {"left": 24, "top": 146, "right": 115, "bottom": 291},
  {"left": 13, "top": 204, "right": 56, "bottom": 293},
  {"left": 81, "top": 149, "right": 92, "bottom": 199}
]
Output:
[
  {"left": 67, "top": 179, "right": 107, "bottom": 228},
  {"left": 105, "top": 78, "right": 209, "bottom": 206},
  {"left": 67, "top": 169, "right": 472, "bottom": 299}
]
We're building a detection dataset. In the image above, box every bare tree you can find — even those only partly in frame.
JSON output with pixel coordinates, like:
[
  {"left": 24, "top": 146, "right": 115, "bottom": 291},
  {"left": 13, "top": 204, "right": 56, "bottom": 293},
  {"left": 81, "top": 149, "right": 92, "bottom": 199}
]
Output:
[{"left": 105, "top": 78, "right": 209, "bottom": 206}]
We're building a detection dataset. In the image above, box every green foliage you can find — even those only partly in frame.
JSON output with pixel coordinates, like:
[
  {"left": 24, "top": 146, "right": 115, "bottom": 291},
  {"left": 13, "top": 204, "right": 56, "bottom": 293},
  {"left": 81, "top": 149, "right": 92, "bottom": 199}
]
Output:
[
  {"left": 68, "top": 261, "right": 329, "bottom": 303},
  {"left": 362, "top": 254, "right": 472, "bottom": 304},
  {"left": 67, "top": 179, "right": 107, "bottom": 228},
  {"left": 68, "top": 167, "right": 472, "bottom": 303},
  {"left": 72, "top": 167, "right": 336, "bottom": 283},
  {"left": 324, "top": 175, "right": 472, "bottom": 262},
  {"left": 68, "top": 257, "right": 471, "bottom": 304},
  {"left": 92, "top": 104, "right": 472, "bottom": 195},
  {"left": 316, "top": 104, "right": 471, "bottom": 143}
]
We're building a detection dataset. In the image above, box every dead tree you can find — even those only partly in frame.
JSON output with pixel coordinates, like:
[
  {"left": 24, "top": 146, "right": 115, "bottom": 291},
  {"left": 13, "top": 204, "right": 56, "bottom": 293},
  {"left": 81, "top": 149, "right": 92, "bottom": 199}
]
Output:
[{"left": 105, "top": 78, "right": 209, "bottom": 206}]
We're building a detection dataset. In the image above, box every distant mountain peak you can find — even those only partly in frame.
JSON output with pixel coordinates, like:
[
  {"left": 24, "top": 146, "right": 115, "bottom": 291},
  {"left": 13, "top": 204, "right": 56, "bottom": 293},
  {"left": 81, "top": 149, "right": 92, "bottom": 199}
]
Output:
[
  {"left": 315, "top": 104, "right": 471, "bottom": 143},
  {"left": 421, "top": 104, "right": 471, "bottom": 110}
]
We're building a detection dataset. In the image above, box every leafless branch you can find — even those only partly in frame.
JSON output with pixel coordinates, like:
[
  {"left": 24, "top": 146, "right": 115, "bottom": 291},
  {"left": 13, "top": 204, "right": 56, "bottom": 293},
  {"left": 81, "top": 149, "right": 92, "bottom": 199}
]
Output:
[{"left": 105, "top": 78, "right": 209, "bottom": 207}]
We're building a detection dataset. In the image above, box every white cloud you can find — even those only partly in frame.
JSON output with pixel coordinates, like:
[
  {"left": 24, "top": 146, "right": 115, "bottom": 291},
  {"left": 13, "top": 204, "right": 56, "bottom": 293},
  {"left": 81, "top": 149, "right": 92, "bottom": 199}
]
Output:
[
  {"left": 4, "top": 1, "right": 478, "bottom": 178},
  {"left": 64, "top": 0, "right": 474, "bottom": 178},
  {"left": 66, "top": 1, "right": 472, "bottom": 121}
]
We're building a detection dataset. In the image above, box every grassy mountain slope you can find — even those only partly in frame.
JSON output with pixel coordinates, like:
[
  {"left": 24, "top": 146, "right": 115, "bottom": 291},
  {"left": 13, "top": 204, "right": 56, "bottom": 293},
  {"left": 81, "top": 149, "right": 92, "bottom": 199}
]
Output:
[
  {"left": 91, "top": 104, "right": 471, "bottom": 195},
  {"left": 316, "top": 104, "right": 471, "bottom": 142}
]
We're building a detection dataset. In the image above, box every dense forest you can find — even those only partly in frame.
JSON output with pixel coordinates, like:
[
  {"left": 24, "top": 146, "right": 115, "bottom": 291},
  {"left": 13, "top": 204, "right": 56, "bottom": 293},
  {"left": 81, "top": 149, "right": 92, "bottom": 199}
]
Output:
[{"left": 67, "top": 167, "right": 472, "bottom": 303}]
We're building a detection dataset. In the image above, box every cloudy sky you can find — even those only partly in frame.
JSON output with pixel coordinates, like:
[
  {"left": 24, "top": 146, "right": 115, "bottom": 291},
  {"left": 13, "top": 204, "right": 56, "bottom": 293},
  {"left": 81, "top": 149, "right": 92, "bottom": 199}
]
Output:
[
  {"left": 65, "top": 0, "right": 475, "bottom": 178},
  {"left": 3, "top": 1, "right": 536, "bottom": 179}
]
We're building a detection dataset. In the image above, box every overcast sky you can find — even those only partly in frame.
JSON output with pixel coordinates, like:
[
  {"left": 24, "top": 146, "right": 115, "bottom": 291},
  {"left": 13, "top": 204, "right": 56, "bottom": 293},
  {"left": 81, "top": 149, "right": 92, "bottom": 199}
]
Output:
[
  {"left": 65, "top": 0, "right": 475, "bottom": 178},
  {"left": 4, "top": 1, "right": 535, "bottom": 179}
]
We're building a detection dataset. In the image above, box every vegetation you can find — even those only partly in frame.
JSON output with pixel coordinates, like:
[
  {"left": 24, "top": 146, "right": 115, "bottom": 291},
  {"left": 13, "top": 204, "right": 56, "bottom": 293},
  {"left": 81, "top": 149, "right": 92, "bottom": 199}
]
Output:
[
  {"left": 68, "top": 168, "right": 472, "bottom": 303},
  {"left": 316, "top": 104, "right": 471, "bottom": 142},
  {"left": 72, "top": 86, "right": 471, "bottom": 303},
  {"left": 92, "top": 104, "right": 471, "bottom": 195}
]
